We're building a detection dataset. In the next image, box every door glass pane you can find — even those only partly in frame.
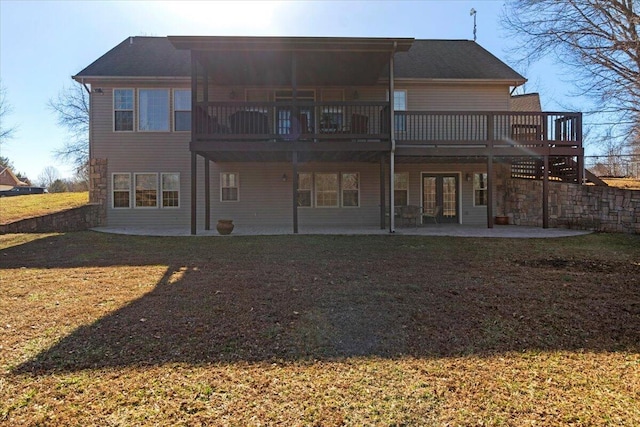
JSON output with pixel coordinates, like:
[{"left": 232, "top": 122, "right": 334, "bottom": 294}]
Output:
[
  {"left": 442, "top": 177, "right": 457, "bottom": 217},
  {"left": 422, "top": 177, "right": 436, "bottom": 214}
]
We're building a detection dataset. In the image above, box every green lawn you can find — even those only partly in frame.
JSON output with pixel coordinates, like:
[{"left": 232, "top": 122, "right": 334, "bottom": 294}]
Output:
[
  {"left": 1, "top": 232, "right": 639, "bottom": 425},
  {"left": 0, "top": 192, "right": 89, "bottom": 224}
]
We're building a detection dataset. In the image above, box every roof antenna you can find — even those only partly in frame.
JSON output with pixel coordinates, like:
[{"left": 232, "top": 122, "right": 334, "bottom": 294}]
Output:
[{"left": 470, "top": 8, "right": 477, "bottom": 42}]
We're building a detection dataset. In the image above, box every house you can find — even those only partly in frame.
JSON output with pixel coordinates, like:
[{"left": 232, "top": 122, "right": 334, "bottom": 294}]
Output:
[
  {"left": 0, "top": 166, "right": 28, "bottom": 191},
  {"left": 73, "top": 36, "right": 584, "bottom": 234}
]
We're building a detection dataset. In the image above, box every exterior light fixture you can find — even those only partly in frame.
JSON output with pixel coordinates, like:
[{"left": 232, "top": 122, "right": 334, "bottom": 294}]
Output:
[{"left": 94, "top": 88, "right": 104, "bottom": 94}]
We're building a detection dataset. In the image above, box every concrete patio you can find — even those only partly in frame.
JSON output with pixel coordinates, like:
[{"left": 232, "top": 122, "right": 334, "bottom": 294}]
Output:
[{"left": 91, "top": 224, "right": 592, "bottom": 238}]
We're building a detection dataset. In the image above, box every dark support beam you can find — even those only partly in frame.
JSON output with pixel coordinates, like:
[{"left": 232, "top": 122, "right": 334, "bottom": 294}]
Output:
[
  {"left": 577, "top": 155, "right": 584, "bottom": 185},
  {"left": 292, "top": 151, "right": 298, "bottom": 234},
  {"left": 487, "top": 154, "right": 494, "bottom": 228},
  {"left": 543, "top": 155, "right": 549, "bottom": 228},
  {"left": 204, "top": 158, "right": 210, "bottom": 230},
  {"left": 190, "top": 52, "right": 198, "bottom": 236},
  {"left": 191, "top": 152, "right": 197, "bottom": 235},
  {"left": 380, "top": 154, "right": 386, "bottom": 229}
]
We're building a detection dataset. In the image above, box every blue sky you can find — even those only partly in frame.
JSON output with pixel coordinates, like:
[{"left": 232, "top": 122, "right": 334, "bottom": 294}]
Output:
[{"left": 0, "top": 0, "right": 582, "bottom": 181}]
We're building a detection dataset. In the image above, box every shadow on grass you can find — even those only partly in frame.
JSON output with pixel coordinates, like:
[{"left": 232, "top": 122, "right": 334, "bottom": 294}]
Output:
[{"left": 4, "top": 232, "right": 639, "bottom": 374}]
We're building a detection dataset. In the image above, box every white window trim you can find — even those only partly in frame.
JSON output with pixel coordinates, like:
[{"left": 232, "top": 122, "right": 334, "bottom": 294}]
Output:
[
  {"left": 172, "top": 89, "right": 191, "bottom": 132},
  {"left": 341, "top": 172, "right": 360, "bottom": 208},
  {"left": 134, "top": 172, "right": 159, "bottom": 209},
  {"left": 111, "top": 172, "right": 131, "bottom": 209},
  {"left": 473, "top": 172, "right": 488, "bottom": 207},
  {"left": 161, "top": 172, "right": 180, "bottom": 209},
  {"left": 314, "top": 172, "right": 339, "bottom": 208},
  {"left": 113, "top": 88, "right": 134, "bottom": 132},
  {"left": 220, "top": 172, "right": 239, "bottom": 202},
  {"left": 297, "top": 172, "right": 313, "bottom": 208},
  {"left": 137, "top": 88, "right": 170, "bottom": 132}
]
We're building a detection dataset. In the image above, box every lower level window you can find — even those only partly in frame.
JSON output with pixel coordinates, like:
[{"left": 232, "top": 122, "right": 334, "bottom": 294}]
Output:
[
  {"left": 341, "top": 173, "right": 359, "bottom": 207},
  {"left": 221, "top": 172, "right": 239, "bottom": 201},
  {"left": 315, "top": 173, "right": 338, "bottom": 207},
  {"left": 161, "top": 173, "right": 180, "bottom": 207},
  {"left": 113, "top": 173, "right": 131, "bottom": 208},
  {"left": 135, "top": 173, "right": 158, "bottom": 207},
  {"left": 297, "top": 173, "right": 312, "bottom": 207},
  {"left": 474, "top": 173, "right": 488, "bottom": 206},
  {"left": 394, "top": 173, "right": 409, "bottom": 206}
]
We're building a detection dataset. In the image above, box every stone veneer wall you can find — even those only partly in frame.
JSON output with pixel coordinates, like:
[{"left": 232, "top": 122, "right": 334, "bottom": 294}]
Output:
[
  {"left": 0, "top": 204, "right": 103, "bottom": 234},
  {"left": 499, "top": 178, "right": 640, "bottom": 234},
  {"left": 89, "top": 158, "right": 107, "bottom": 227}
]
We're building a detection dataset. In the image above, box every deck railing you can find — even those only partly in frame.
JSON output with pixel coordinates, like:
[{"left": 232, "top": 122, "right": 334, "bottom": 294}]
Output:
[{"left": 194, "top": 102, "right": 582, "bottom": 150}]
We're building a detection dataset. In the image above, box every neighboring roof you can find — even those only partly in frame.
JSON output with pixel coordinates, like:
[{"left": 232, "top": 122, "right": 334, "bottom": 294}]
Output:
[
  {"left": 74, "top": 36, "right": 526, "bottom": 85},
  {"left": 0, "top": 166, "right": 27, "bottom": 188},
  {"left": 510, "top": 93, "right": 542, "bottom": 111}
]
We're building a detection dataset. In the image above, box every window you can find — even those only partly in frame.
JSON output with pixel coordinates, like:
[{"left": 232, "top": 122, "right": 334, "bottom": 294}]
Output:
[
  {"left": 297, "top": 173, "right": 312, "bottom": 207},
  {"left": 315, "top": 173, "right": 338, "bottom": 207},
  {"left": 474, "top": 173, "right": 488, "bottom": 206},
  {"left": 114, "top": 89, "right": 134, "bottom": 131},
  {"left": 341, "top": 173, "right": 359, "bottom": 207},
  {"left": 221, "top": 172, "right": 239, "bottom": 201},
  {"left": 394, "top": 90, "right": 407, "bottom": 132},
  {"left": 112, "top": 173, "right": 131, "bottom": 208},
  {"left": 161, "top": 173, "right": 180, "bottom": 208},
  {"left": 138, "top": 89, "right": 169, "bottom": 131},
  {"left": 394, "top": 173, "right": 409, "bottom": 206},
  {"left": 135, "top": 173, "right": 158, "bottom": 207},
  {"left": 174, "top": 90, "right": 191, "bottom": 131}
]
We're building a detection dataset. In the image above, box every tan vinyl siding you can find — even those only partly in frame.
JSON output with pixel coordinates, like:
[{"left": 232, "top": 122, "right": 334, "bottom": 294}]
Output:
[
  {"left": 92, "top": 85, "right": 192, "bottom": 227},
  {"left": 401, "top": 84, "right": 511, "bottom": 111},
  {"left": 207, "top": 162, "right": 382, "bottom": 227},
  {"left": 393, "top": 163, "right": 492, "bottom": 225}
]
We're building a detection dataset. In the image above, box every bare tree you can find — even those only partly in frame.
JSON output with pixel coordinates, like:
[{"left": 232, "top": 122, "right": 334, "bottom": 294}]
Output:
[
  {"left": 0, "top": 81, "right": 18, "bottom": 144},
  {"left": 48, "top": 83, "right": 90, "bottom": 178},
  {"left": 501, "top": 0, "right": 640, "bottom": 146},
  {"left": 38, "top": 166, "right": 60, "bottom": 189}
]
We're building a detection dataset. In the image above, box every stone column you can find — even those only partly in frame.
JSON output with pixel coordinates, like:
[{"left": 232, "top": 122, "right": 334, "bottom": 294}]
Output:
[{"left": 89, "top": 158, "right": 107, "bottom": 226}]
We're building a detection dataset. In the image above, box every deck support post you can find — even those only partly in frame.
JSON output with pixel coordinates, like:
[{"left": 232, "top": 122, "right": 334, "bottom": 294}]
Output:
[
  {"left": 487, "top": 153, "right": 494, "bottom": 228},
  {"left": 388, "top": 43, "right": 396, "bottom": 233},
  {"left": 543, "top": 155, "right": 549, "bottom": 228},
  {"left": 191, "top": 152, "right": 197, "bottom": 235},
  {"left": 292, "top": 151, "right": 298, "bottom": 234},
  {"left": 380, "top": 154, "right": 386, "bottom": 229},
  {"left": 204, "top": 158, "right": 210, "bottom": 230}
]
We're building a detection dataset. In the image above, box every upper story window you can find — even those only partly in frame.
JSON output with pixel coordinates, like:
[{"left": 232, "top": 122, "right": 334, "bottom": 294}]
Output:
[
  {"left": 138, "top": 89, "right": 169, "bottom": 131},
  {"left": 174, "top": 90, "right": 191, "bottom": 131},
  {"left": 114, "top": 89, "right": 134, "bottom": 131},
  {"left": 394, "top": 90, "right": 407, "bottom": 132}
]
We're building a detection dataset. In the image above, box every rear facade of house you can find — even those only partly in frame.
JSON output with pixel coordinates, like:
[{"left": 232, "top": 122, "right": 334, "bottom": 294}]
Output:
[{"left": 75, "top": 36, "right": 584, "bottom": 233}]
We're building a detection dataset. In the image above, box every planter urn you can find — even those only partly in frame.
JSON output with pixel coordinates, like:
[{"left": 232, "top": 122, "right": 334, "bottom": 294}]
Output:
[
  {"left": 216, "top": 219, "right": 234, "bottom": 235},
  {"left": 494, "top": 216, "right": 509, "bottom": 225}
]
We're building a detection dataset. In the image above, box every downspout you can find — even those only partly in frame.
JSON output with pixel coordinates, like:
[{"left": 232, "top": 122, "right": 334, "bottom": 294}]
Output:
[{"left": 389, "top": 42, "right": 397, "bottom": 233}]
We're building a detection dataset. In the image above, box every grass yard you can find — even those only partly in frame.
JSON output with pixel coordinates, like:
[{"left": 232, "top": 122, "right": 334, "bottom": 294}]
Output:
[
  {"left": 0, "top": 192, "right": 89, "bottom": 225},
  {"left": 603, "top": 177, "right": 640, "bottom": 190},
  {"left": 1, "top": 232, "right": 639, "bottom": 425}
]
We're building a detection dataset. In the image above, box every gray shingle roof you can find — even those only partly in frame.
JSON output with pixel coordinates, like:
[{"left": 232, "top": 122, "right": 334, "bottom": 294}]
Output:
[
  {"left": 391, "top": 40, "right": 525, "bottom": 82},
  {"left": 75, "top": 37, "right": 190, "bottom": 78},
  {"left": 75, "top": 37, "right": 525, "bottom": 83}
]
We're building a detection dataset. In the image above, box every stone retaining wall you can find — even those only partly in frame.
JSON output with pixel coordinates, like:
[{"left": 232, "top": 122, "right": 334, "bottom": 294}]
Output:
[
  {"left": 502, "top": 179, "right": 640, "bottom": 234},
  {"left": 0, "top": 204, "right": 103, "bottom": 234}
]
